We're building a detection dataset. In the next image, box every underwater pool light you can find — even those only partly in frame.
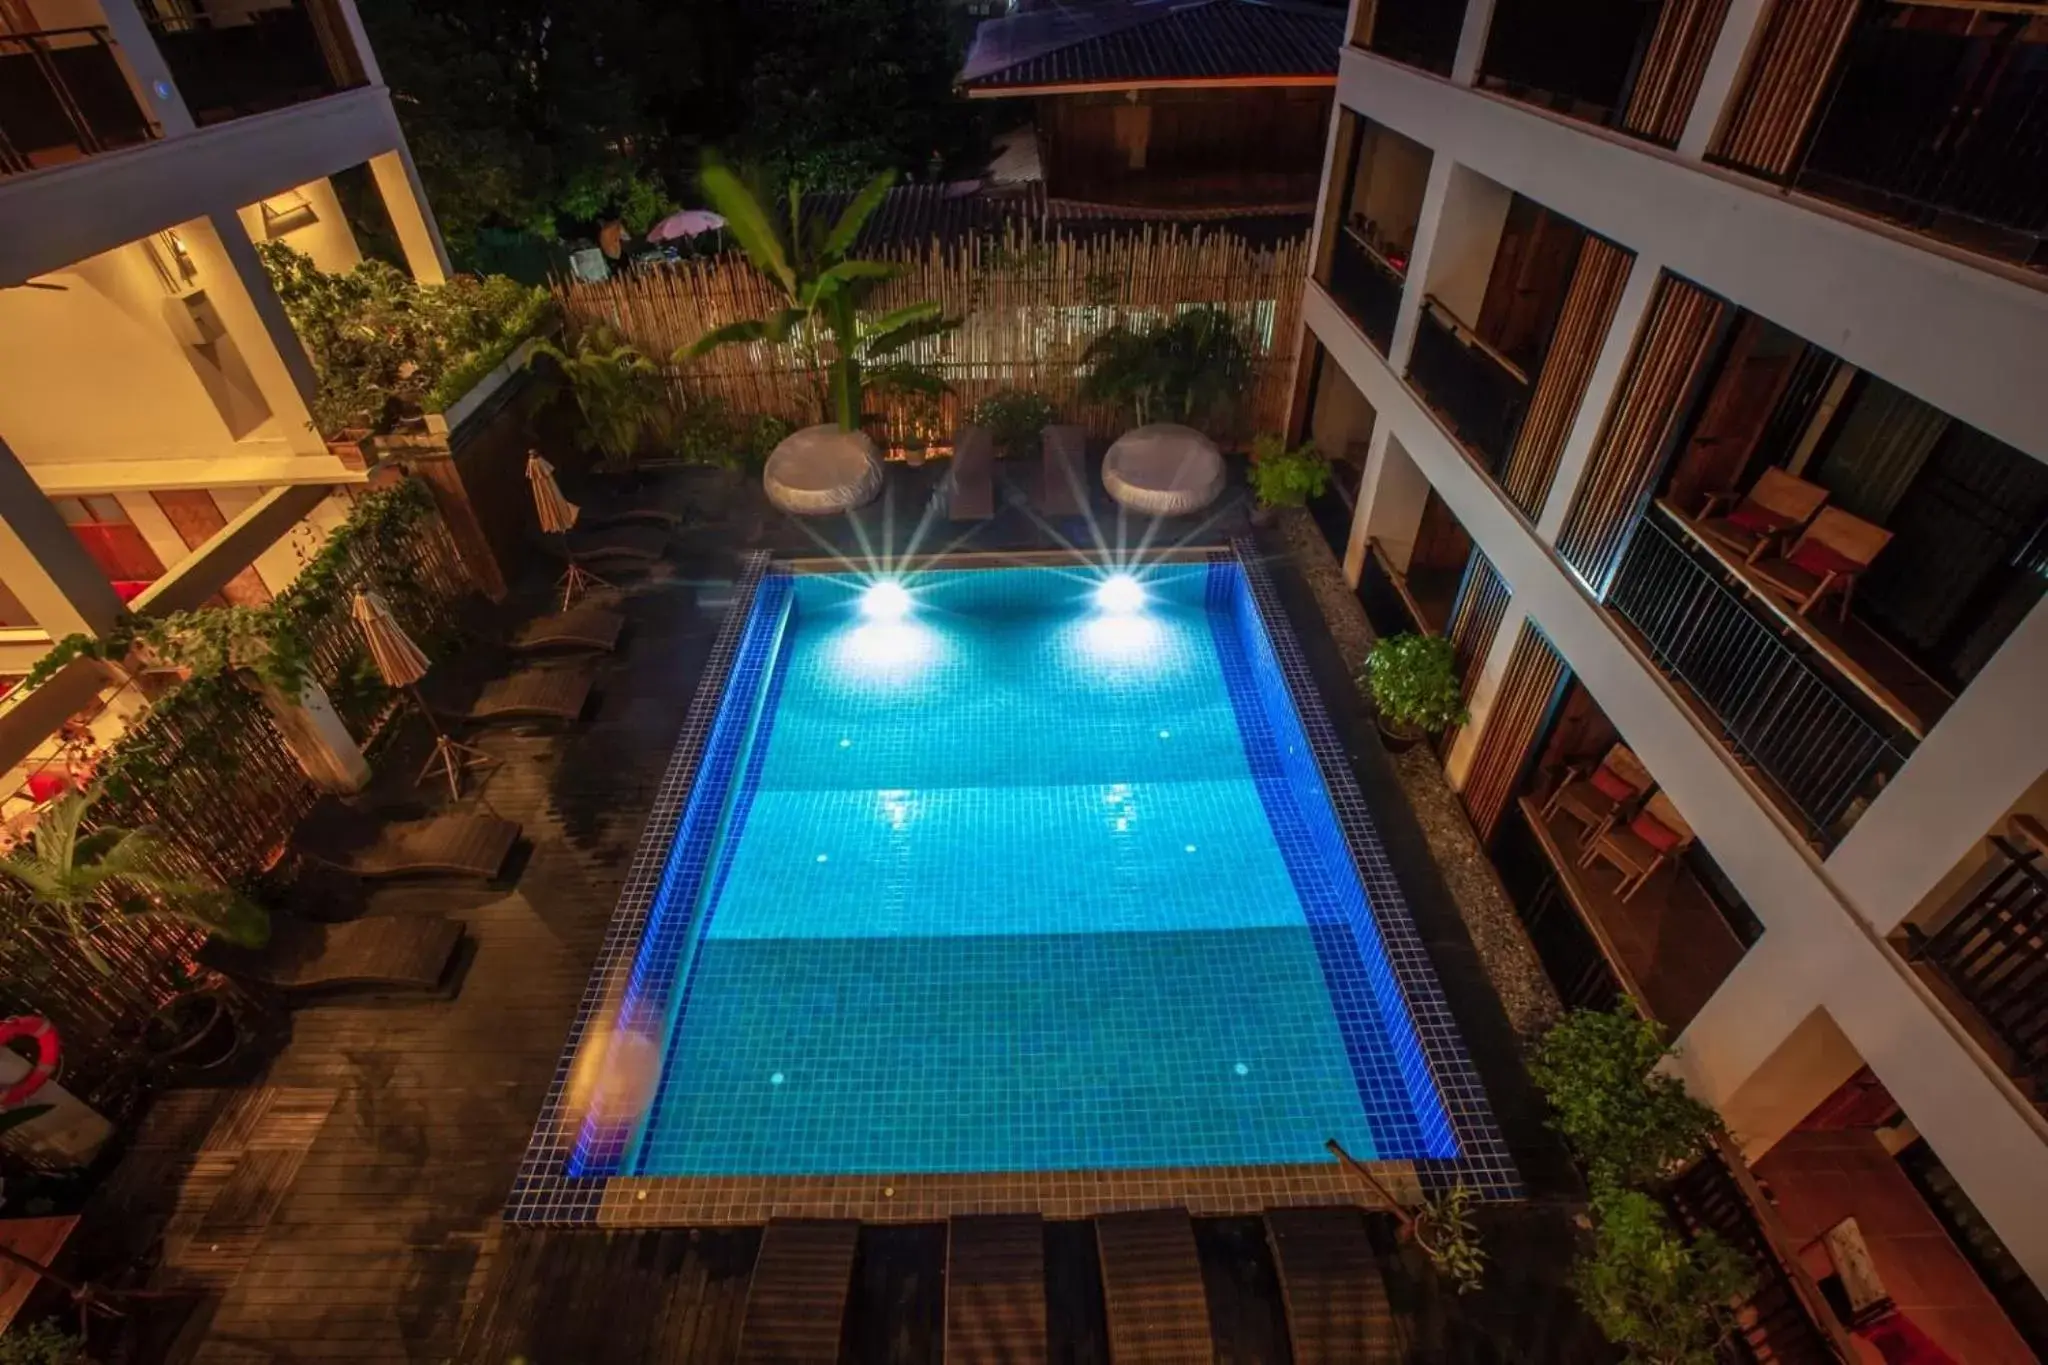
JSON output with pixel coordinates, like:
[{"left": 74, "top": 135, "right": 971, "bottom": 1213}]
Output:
[
  {"left": 1096, "top": 573, "right": 1144, "bottom": 614},
  {"left": 862, "top": 579, "right": 911, "bottom": 621}
]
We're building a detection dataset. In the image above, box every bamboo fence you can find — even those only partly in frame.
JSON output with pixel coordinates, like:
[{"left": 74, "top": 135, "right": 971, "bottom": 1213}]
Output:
[{"left": 555, "top": 223, "right": 1312, "bottom": 449}]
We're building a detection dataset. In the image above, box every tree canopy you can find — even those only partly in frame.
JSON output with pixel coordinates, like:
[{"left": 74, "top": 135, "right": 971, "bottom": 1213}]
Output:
[{"left": 357, "top": 0, "right": 984, "bottom": 267}]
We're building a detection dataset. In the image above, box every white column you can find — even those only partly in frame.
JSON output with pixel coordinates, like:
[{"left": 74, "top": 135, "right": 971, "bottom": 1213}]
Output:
[
  {"left": 329, "top": 0, "right": 383, "bottom": 84},
  {"left": 1533, "top": 255, "right": 1663, "bottom": 541},
  {"left": 369, "top": 148, "right": 452, "bottom": 285},
  {"left": 1442, "top": 602, "right": 1529, "bottom": 789},
  {"left": 1345, "top": 426, "right": 1435, "bottom": 581},
  {"left": 177, "top": 213, "right": 327, "bottom": 455},
  {"left": 1828, "top": 598, "right": 2048, "bottom": 935},
  {"left": 115, "top": 491, "right": 191, "bottom": 575},
  {"left": 1451, "top": 0, "right": 1498, "bottom": 85},
  {"left": 96, "top": 0, "right": 195, "bottom": 138},
  {"left": 1390, "top": 160, "right": 1511, "bottom": 367},
  {"left": 0, "top": 437, "right": 124, "bottom": 639},
  {"left": 1676, "top": 0, "right": 1770, "bottom": 158},
  {"left": 1671, "top": 955, "right": 1858, "bottom": 1160}
]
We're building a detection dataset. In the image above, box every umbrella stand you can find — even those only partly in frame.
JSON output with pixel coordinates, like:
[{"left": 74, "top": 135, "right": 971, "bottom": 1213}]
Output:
[
  {"left": 556, "top": 531, "right": 611, "bottom": 612},
  {"left": 409, "top": 683, "right": 495, "bottom": 801}
]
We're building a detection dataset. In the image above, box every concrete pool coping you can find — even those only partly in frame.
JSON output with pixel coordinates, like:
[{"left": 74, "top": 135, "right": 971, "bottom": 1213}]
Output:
[{"left": 503, "top": 543, "right": 1519, "bottom": 1226}]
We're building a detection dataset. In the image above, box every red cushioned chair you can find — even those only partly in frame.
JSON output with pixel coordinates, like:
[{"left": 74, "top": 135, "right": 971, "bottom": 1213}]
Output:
[
  {"left": 1749, "top": 507, "right": 1893, "bottom": 619},
  {"left": 1540, "top": 743, "right": 1652, "bottom": 837},
  {"left": 1580, "top": 791, "right": 1694, "bottom": 902},
  {"left": 1696, "top": 468, "right": 1828, "bottom": 564}
]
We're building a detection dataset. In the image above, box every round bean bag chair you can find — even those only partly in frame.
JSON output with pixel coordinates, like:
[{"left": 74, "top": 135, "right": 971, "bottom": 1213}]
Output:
[
  {"left": 1101, "top": 424, "right": 1226, "bottom": 516},
  {"left": 762, "top": 424, "right": 884, "bottom": 515}
]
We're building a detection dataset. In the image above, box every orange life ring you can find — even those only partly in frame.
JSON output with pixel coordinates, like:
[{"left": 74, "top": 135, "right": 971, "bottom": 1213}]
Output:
[{"left": 0, "top": 1015, "right": 59, "bottom": 1107}]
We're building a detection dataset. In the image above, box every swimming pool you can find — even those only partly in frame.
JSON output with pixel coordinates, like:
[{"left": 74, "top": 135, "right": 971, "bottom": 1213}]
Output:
[{"left": 510, "top": 546, "right": 1514, "bottom": 1223}]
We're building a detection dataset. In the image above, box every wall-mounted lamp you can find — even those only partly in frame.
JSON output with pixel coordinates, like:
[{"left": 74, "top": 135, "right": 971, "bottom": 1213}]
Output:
[{"left": 259, "top": 190, "right": 319, "bottom": 238}]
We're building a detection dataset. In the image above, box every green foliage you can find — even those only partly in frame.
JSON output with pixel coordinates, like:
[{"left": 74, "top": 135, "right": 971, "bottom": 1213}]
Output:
[
  {"left": 1529, "top": 1004, "right": 1726, "bottom": 1190},
  {"left": 1078, "top": 308, "right": 1252, "bottom": 428},
  {"left": 1362, "top": 633, "right": 1468, "bottom": 734},
  {"left": 970, "top": 389, "right": 1057, "bottom": 458},
  {"left": 1575, "top": 1187, "right": 1755, "bottom": 1365},
  {"left": 1247, "top": 433, "right": 1330, "bottom": 509},
  {"left": 1413, "top": 1183, "right": 1488, "bottom": 1295},
  {"left": 0, "top": 1321, "right": 84, "bottom": 1365},
  {"left": 529, "top": 326, "right": 666, "bottom": 472},
  {"left": 685, "top": 155, "right": 956, "bottom": 431},
  {"left": 259, "top": 241, "right": 550, "bottom": 436},
  {"left": 654, "top": 396, "right": 791, "bottom": 472},
  {"left": 0, "top": 786, "right": 268, "bottom": 976}
]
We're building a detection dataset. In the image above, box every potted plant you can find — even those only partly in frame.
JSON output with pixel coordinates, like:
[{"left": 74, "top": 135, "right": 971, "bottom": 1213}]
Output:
[
  {"left": 970, "top": 389, "right": 1057, "bottom": 458},
  {"left": 1573, "top": 1185, "right": 1755, "bottom": 1365},
  {"left": 1360, "top": 633, "right": 1467, "bottom": 752},
  {"left": 1327, "top": 1140, "right": 1488, "bottom": 1294},
  {"left": 1527, "top": 1004, "right": 1725, "bottom": 1190},
  {"left": 1246, "top": 432, "right": 1330, "bottom": 526},
  {"left": 0, "top": 1321, "right": 86, "bottom": 1365},
  {"left": 142, "top": 964, "right": 245, "bottom": 1075}
]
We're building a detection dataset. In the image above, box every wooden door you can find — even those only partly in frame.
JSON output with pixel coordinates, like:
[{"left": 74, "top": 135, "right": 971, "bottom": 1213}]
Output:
[
  {"left": 153, "top": 489, "right": 273, "bottom": 606},
  {"left": 1662, "top": 315, "right": 1802, "bottom": 515}
]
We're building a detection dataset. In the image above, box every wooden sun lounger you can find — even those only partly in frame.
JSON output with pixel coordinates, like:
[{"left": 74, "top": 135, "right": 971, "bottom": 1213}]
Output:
[
  {"left": 581, "top": 505, "right": 681, "bottom": 532},
  {"left": 1041, "top": 424, "right": 1087, "bottom": 517},
  {"left": 945, "top": 1214, "right": 1045, "bottom": 1363},
  {"left": 1263, "top": 1206, "right": 1396, "bottom": 1365},
  {"left": 1095, "top": 1209, "right": 1214, "bottom": 1365},
  {"left": 292, "top": 812, "right": 520, "bottom": 881},
  {"left": 736, "top": 1218, "right": 860, "bottom": 1365},
  {"left": 509, "top": 603, "right": 625, "bottom": 654},
  {"left": 563, "top": 523, "right": 669, "bottom": 565},
  {"left": 949, "top": 423, "right": 996, "bottom": 521},
  {"left": 205, "top": 915, "right": 467, "bottom": 999},
  {"left": 440, "top": 667, "right": 595, "bottom": 724}
]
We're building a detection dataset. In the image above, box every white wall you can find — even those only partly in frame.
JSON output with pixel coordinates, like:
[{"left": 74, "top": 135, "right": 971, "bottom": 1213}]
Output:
[{"left": 235, "top": 176, "right": 364, "bottom": 275}]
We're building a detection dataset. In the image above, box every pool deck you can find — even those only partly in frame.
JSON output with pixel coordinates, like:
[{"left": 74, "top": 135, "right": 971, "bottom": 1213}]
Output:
[{"left": 58, "top": 461, "right": 1600, "bottom": 1363}]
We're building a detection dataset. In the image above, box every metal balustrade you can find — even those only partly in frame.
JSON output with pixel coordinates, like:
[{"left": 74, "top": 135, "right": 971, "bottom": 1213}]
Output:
[
  {"left": 0, "top": 26, "right": 155, "bottom": 175},
  {"left": 1604, "top": 514, "right": 1905, "bottom": 845},
  {"left": 1406, "top": 301, "right": 1531, "bottom": 478},
  {"left": 1325, "top": 228, "right": 1404, "bottom": 355},
  {"left": 1906, "top": 834, "right": 2048, "bottom": 1089}
]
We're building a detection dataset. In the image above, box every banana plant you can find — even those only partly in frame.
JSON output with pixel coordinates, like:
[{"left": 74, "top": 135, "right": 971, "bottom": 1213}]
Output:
[
  {"left": 683, "top": 156, "right": 954, "bottom": 431},
  {"left": 0, "top": 787, "right": 268, "bottom": 975}
]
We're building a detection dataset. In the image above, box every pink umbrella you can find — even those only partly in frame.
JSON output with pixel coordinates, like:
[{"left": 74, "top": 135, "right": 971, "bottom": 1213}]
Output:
[{"left": 646, "top": 209, "right": 727, "bottom": 243}]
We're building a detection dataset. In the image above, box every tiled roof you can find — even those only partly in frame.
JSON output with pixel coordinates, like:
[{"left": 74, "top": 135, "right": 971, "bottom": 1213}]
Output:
[
  {"left": 960, "top": 0, "right": 1343, "bottom": 92},
  {"left": 803, "top": 182, "right": 1312, "bottom": 250}
]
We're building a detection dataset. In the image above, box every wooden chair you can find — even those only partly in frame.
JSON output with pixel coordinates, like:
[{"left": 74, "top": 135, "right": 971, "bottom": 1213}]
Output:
[
  {"left": 1541, "top": 743, "right": 1652, "bottom": 836},
  {"left": 1697, "top": 468, "right": 1828, "bottom": 563},
  {"left": 1748, "top": 507, "right": 1893, "bottom": 619},
  {"left": 1580, "top": 791, "right": 1694, "bottom": 902}
]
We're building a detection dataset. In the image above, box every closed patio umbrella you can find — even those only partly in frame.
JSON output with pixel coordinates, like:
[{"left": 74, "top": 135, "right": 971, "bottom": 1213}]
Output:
[
  {"left": 352, "top": 591, "right": 493, "bottom": 800},
  {"left": 526, "top": 451, "right": 608, "bottom": 609}
]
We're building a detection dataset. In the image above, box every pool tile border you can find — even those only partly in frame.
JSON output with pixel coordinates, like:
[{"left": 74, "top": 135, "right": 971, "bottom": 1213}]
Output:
[
  {"left": 504, "top": 543, "right": 1519, "bottom": 1226},
  {"left": 1225, "top": 536, "right": 1521, "bottom": 1200}
]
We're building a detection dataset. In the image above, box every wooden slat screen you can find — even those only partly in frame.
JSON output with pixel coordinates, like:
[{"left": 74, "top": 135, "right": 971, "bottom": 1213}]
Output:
[
  {"left": 1459, "top": 621, "right": 1567, "bottom": 842},
  {"left": 1622, "top": 0, "right": 1736, "bottom": 145},
  {"left": 1555, "top": 274, "right": 1726, "bottom": 591},
  {"left": 1437, "top": 549, "right": 1512, "bottom": 755},
  {"left": 1497, "top": 237, "right": 1634, "bottom": 518},
  {"left": 1709, "top": 0, "right": 1862, "bottom": 177}
]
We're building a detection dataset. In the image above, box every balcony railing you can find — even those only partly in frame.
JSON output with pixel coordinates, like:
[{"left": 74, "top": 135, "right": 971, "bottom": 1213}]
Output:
[
  {"left": 1479, "top": 0, "right": 1665, "bottom": 128},
  {"left": 0, "top": 26, "right": 156, "bottom": 175},
  {"left": 1326, "top": 227, "right": 1404, "bottom": 354},
  {"left": 1904, "top": 830, "right": 2048, "bottom": 1092},
  {"left": 146, "top": 0, "right": 353, "bottom": 127},
  {"left": 1796, "top": 9, "right": 2048, "bottom": 270},
  {"left": 1360, "top": 0, "right": 1464, "bottom": 76},
  {"left": 1406, "top": 299, "right": 1531, "bottom": 477},
  {"left": 1605, "top": 513, "right": 1905, "bottom": 846},
  {"left": 1666, "top": 1138, "right": 1858, "bottom": 1364}
]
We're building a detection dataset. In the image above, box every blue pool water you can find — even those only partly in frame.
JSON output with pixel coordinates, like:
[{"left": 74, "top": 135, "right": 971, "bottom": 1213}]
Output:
[{"left": 583, "top": 563, "right": 1455, "bottom": 1178}]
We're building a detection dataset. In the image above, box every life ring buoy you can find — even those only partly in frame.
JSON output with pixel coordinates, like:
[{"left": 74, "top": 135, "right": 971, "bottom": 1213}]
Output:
[{"left": 0, "top": 1015, "right": 59, "bottom": 1107}]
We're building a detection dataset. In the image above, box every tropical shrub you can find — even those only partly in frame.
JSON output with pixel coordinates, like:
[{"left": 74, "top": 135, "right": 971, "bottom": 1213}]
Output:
[
  {"left": 528, "top": 327, "right": 665, "bottom": 472},
  {"left": 684, "top": 155, "right": 955, "bottom": 430},
  {"left": 1362, "top": 633, "right": 1467, "bottom": 735},
  {"left": 1574, "top": 1186, "right": 1755, "bottom": 1365},
  {"left": 657, "top": 396, "right": 794, "bottom": 472},
  {"left": 970, "top": 389, "right": 1056, "bottom": 458},
  {"left": 1413, "top": 1183, "right": 1488, "bottom": 1295},
  {"left": 0, "top": 1321, "right": 85, "bottom": 1365},
  {"left": 1529, "top": 1004, "right": 1725, "bottom": 1190},
  {"left": 0, "top": 787, "right": 267, "bottom": 974},
  {"left": 1247, "top": 433, "right": 1330, "bottom": 509},
  {"left": 1078, "top": 307, "right": 1252, "bottom": 428},
  {"left": 259, "top": 242, "right": 551, "bottom": 437}
]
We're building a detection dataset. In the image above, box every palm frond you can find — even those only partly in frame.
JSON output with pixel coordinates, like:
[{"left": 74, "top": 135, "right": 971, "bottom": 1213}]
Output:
[
  {"left": 861, "top": 312, "right": 958, "bottom": 362},
  {"left": 821, "top": 168, "right": 899, "bottom": 262},
  {"left": 699, "top": 155, "right": 795, "bottom": 295}
]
